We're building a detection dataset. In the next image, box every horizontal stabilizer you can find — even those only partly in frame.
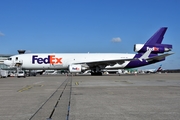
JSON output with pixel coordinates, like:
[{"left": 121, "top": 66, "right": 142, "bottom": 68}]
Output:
[{"left": 146, "top": 52, "right": 174, "bottom": 62}]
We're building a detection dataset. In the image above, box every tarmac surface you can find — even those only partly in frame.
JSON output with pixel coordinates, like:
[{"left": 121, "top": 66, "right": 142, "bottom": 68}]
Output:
[{"left": 0, "top": 73, "right": 180, "bottom": 120}]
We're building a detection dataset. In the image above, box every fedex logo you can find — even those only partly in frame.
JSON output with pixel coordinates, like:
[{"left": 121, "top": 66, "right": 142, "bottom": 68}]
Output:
[
  {"left": 147, "top": 47, "right": 159, "bottom": 51},
  {"left": 32, "top": 55, "right": 62, "bottom": 64},
  {"left": 72, "top": 67, "right": 80, "bottom": 70}
]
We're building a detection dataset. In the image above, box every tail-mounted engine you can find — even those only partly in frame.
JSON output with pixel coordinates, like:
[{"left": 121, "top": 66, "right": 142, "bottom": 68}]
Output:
[{"left": 134, "top": 44, "right": 172, "bottom": 53}]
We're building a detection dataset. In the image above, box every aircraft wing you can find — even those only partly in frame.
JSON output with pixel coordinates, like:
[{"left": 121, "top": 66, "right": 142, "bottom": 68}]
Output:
[
  {"left": 76, "top": 50, "right": 152, "bottom": 67},
  {"left": 146, "top": 52, "right": 174, "bottom": 62},
  {"left": 77, "top": 58, "right": 134, "bottom": 67},
  {"left": 77, "top": 52, "right": 174, "bottom": 67}
]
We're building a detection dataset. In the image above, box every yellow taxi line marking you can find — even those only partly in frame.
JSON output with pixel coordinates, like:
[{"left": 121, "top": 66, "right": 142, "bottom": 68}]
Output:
[
  {"left": 75, "top": 82, "right": 79, "bottom": 85},
  {"left": 17, "top": 85, "right": 43, "bottom": 92},
  {"left": 17, "top": 85, "right": 33, "bottom": 92}
]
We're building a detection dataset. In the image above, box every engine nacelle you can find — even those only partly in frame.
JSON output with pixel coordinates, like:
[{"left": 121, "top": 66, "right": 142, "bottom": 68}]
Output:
[
  {"left": 69, "top": 65, "right": 82, "bottom": 73},
  {"left": 134, "top": 44, "right": 172, "bottom": 53}
]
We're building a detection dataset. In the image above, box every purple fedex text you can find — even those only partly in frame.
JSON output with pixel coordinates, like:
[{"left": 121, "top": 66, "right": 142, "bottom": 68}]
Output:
[{"left": 32, "top": 55, "right": 62, "bottom": 64}]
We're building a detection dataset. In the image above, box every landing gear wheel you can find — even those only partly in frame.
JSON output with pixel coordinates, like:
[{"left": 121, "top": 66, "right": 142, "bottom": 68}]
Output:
[{"left": 91, "top": 72, "right": 102, "bottom": 76}]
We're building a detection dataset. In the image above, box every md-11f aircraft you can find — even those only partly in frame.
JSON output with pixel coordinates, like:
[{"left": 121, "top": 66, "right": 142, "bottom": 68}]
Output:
[{"left": 4, "top": 27, "right": 173, "bottom": 75}]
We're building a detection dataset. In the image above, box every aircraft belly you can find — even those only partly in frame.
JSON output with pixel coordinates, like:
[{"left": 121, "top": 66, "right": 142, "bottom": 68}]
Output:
[{"left": 22, "top": 63, "right": 67, "bottom": 70}]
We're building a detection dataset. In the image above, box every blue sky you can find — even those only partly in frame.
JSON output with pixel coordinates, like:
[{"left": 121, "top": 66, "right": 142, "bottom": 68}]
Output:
[{"left": 0, "top": 0, "right": 180, "bottom": 69}]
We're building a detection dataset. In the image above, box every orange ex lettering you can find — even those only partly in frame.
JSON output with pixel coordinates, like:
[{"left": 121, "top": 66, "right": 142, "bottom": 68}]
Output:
[{"left": 50, "top": 55, "right": 62, "bottom": 64}]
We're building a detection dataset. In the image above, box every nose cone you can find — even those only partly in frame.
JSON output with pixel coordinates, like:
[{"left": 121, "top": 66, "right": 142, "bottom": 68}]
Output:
[{"left": 4, "top": 60, "right": 11, "bottom": 66}]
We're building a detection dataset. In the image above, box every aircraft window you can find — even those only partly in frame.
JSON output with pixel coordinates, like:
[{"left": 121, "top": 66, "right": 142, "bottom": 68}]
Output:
[
  {"left": 8, "top": 58, "right": 12, "bottom": 60},
  {"left": 16, "top": 57, "right": 18, "bottom": 60}
]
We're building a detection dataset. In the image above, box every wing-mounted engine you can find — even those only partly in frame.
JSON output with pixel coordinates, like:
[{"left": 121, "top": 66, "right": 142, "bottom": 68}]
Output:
[
  {"left": 69, "top": 65, "right": 82, "bottom": 73},
  {"left": 134, "top": 44, "right": 172, "bottom": 54}
]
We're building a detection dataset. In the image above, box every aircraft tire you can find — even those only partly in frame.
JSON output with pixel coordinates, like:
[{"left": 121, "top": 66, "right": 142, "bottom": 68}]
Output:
[{"left": 91, "top": 72, "right": 102, "bottom": 76}]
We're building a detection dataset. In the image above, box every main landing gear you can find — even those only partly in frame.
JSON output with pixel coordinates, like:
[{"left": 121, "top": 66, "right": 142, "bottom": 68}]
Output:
[
  {"left": 90, "top": 67, "right": 103, "bottom": 76},
  {"left": 91, "top": 72, "right": 102, "bottom": 76}
]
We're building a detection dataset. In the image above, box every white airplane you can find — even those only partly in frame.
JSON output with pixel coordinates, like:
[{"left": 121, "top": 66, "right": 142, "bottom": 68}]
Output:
[
  {"left": 4, "top": 27, "right": 173, "bottom": 75},
  {"left": 143, "top": 65, "right": 162, "bottom": 73}
]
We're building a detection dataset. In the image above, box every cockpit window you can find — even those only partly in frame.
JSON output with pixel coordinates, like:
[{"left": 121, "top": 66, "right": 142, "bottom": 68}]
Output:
[
  {"left": 16, "top": 57, "right": 18, "bottom": 61},
  {"left": 8, "top": 58, "right": 12, "bottom": 60}
]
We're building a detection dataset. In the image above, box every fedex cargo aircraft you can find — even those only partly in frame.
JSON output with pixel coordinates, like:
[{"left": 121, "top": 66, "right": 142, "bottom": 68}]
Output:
[{"left": 4, "top": 27, "right": 173, "bottom": 75}]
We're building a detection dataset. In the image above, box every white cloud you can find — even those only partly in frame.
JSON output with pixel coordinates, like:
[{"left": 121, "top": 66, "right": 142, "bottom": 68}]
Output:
[
  {"left": 111, "top": 37, "right": 121, "bottom": 42},
  {"left": 0, "top": 32, "right": 5, "bottom": 36}
]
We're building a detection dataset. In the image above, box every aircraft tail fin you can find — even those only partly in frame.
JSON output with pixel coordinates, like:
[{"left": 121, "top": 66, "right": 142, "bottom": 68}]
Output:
[
  {"left": 156, "top": 65, "right": 162, "bottom": 72},
  {"left": 145, "top": 27, "right": 167, "bottom": 45},
  {"left": 134, "top": 27, "right": 172, "bottom": 54}
]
